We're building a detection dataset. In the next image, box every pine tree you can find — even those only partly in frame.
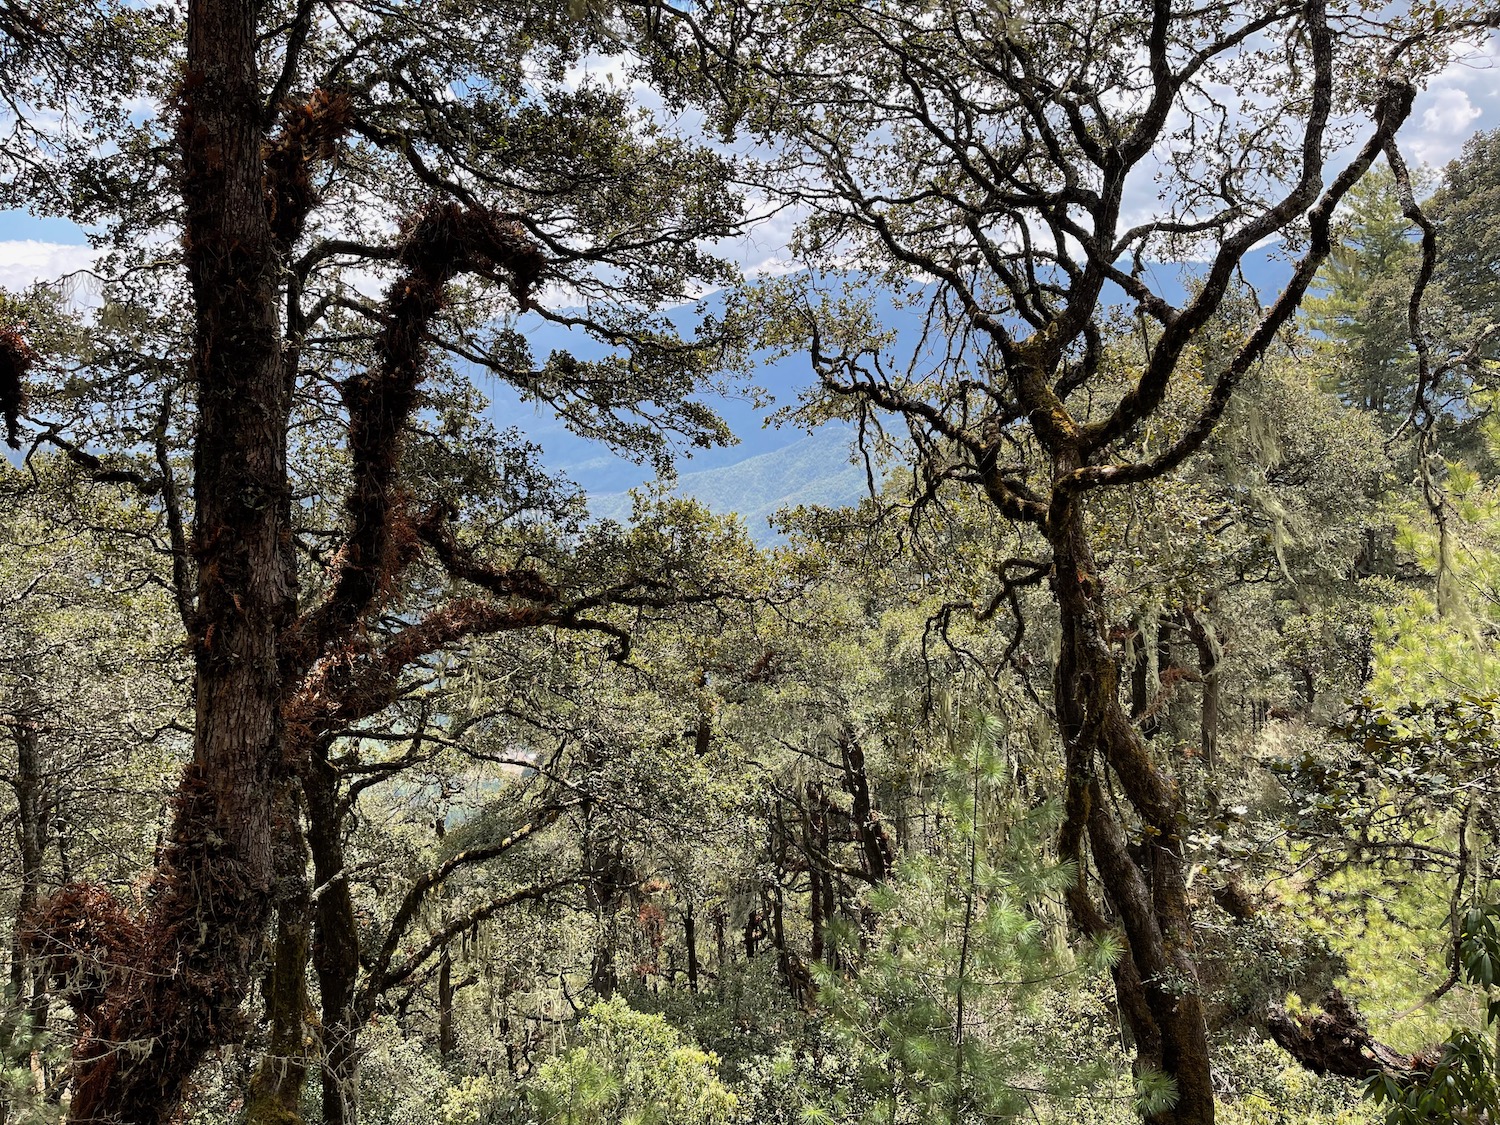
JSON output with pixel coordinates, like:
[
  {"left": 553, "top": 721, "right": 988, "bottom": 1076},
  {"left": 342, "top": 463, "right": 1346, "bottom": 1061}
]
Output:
[{"left": 813, "top": 718, "right": 1118, "bottom": 1124}]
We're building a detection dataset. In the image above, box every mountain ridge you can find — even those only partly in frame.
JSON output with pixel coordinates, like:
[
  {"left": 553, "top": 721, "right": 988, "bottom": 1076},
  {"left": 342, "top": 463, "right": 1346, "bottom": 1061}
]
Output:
[{"left": 588, "top": 425, "right": 869, "bottom": 543}]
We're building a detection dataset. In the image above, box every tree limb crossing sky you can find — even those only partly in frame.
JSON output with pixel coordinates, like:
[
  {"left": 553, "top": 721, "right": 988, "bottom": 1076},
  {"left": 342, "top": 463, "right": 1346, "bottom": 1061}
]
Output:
[{"left": 2, "top": 28, "right": 1497, "bottom": 294}]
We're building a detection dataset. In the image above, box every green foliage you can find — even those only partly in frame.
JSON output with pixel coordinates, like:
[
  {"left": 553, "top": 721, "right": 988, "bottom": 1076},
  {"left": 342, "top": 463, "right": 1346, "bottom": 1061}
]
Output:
[
  {"left": 624, "top": 957, "right": 814, "bottom": 1082},
  {"left": 1365, "top": 903, "right": 1500, "bottom": 1125},
  {"left": 525, "top": 997, "right": 737, "bottom": 1125},
  {"left": 0, "top": 989, "right": 57, "bottom": 1125},
  {"left": 1369, "top": 443, "right": 1500, "bottom": 703},
  {"left": 351, "top": 1024, "right": 455, "bottom": 1125},
  {"left": 6, "top": 4, "right": 1500, "bottom": 1124},
  {"left": 1303, "top": 167, "right": 1424, "bottom": 427},
  {"left": 1433, "top": 128, "right": 1500, "bottom": 324},
  {"left": 1286, "top": 696, "right": 1499, "bottom": 848},
  {"left": 1213, "top": 1038, "right": 1369, "bottom": 1125},
  {"left": 1275, "top": 699, "right": 1497, "bottom": 1041},
  {"left": 729, "top": 1035, "right": 877, "bottom": 1125},
  {"left": 809, "top": 719, "right": 1115, "bottom": 1123}
]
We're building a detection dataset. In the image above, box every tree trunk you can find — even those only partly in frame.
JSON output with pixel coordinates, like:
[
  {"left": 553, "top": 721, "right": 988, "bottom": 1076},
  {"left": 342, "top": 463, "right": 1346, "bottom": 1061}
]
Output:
[
  {"left": 438, "top": 949, "right": 456, "bottom": 1060},
  {"left": 8, "top": 718, "right": 45, "bottom": 998},
  {"left": 683, "top": 903, "right": 700, "bottom": 993},
  {"left": 305, "top": 744, "right": 362, "bottom": 1125},
  {"left": 1128, "top": 616, "right": 1157, "bottom": 739},
  {"left": 768, "top": 809, "right": 795, "bottom": 995},
  {"left": 1051, "top": 496, "right": 1214, "bottom": 1125},
  {"left": 43, "top": 1, "right": 292, "bottom": 1119},
  {"left": 2, "top": 700, "right": 49, "bottom": 1100},
  {"left": 816, "top": 787, "right": 835, "bottom": 964},
  {"left": 247, "top": 800, "right": 312, "bottom": 1125},
  {"left": 714, "top": 906, "right": 727, "bottom": 992},
  {"left": 1154, "top": 617, "right": 1175, "bottom": 736},
  {"left": 803, "top": 783, "right": 825, "bottom": 964},
  {"left": 1184, "top": 606, "right": 1221, "bottom": 772},
  {"left": 839, "top": 729, "right": 893, "bottom": 882}
]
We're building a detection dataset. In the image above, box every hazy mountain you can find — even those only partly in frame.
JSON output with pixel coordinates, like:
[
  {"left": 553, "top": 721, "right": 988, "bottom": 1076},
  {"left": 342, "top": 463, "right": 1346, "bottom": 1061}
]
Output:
[
  {"left": 589, "top": 425, "right": 869, "bottom": 543},
  {"left": 486, "top": 250, "right": 1299, "bottom": 528}
]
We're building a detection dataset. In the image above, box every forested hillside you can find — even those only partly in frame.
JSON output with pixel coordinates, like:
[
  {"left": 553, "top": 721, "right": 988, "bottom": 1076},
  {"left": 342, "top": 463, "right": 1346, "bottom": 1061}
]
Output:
[{"left": 2, "top": 3, "right": 1499, "bottom": 1124}]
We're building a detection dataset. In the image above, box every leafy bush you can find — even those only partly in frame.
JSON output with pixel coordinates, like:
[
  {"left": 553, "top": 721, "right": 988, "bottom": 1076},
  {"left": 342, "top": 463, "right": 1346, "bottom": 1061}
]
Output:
[{"left": 526, "top": 997, "right": 736, "bottom": 1125}]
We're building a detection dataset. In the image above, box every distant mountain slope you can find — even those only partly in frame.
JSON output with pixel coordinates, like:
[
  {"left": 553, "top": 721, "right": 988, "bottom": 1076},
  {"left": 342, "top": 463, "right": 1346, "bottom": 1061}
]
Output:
[
  {"left": 590, "top": 425, "right": 868, "bottom": 543},
  {"left": 498, "top": 249, "right": 1299, "bottom": 526}
]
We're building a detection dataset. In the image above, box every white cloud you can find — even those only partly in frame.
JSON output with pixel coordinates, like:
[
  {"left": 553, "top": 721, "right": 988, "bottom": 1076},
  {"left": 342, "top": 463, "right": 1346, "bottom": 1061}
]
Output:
[
  {"left": 1404, "top": 31, "right": 1500, "bottom": 165},
  {"left": 1422, "top": 87, "right": 1482, "bottom": 137},
  {"left": 744, "top": 255, "right": 805, "bottom": 279},
  {"left": 563, "top": 53, "right": 635, "bottom": 91},
  {"left": 0, "top": 240, "right": 99, "bottom": 295}
]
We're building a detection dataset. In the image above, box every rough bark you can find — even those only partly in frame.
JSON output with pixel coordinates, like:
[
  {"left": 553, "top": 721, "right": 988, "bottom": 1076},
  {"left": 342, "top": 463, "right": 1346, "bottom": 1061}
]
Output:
[
  {"left": 246, "top": 801, "right": 312, "bottom": 1125},
  {"left": 1265, "top": 990, "right": 1435, "bottom": 1081},
  {"left": 28, "top": 1, "right": 293, "bottom": 1119},
  {"left": 305, "top": 743, "right": 362, "bottom": 1125},
  {"left": 1051, "top": 486, "right": 1214, "bottom": 1125}
]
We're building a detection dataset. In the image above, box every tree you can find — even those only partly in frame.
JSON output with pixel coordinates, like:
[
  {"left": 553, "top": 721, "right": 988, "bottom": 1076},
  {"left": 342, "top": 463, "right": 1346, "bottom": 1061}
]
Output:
[
  {"left": 813, "top": 719, "right": 1118, "bottom": 1124},
  {"left": 0, "top": 456, "right": 188, "bottom": 1120},
  {"left": 526, "top": 996, "right": 739, "bottom": 1125},
  {"left": 6, "top": 0, "right": 751, "bottom": 1121},
  {"left": 283, "top": 500, "right": 760, "bottom": 1124},
  {"left": 651, "top": 2, "right": 1490, "bottom": 1120},
  {"left": 1433, "top": 128, "right": 1500, "bottom": 328},
  {"left": 1302, "top": 166, "right": 1423, "bottom": 426}
]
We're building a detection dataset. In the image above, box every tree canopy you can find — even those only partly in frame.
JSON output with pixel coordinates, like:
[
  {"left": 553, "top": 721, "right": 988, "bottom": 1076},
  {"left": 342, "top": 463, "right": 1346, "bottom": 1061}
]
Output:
[{"left": 1, "top": 3, "right": 1499, "bottom": 1125}]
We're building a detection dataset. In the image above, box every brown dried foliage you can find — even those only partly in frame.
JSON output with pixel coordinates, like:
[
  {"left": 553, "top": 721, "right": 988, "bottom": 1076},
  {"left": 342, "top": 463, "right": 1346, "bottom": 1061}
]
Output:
[
  {"left": 284, "top": 200, "right": 548, "bottom": 678},
  {"left": 22, "top": 884, "right": 143, "bottom": 1021},
  {"left": 263, "top": 88, "right": 352, "bottom": 247},
  {"left": 27, "top": 770, "right": 269, "bottom": 1122}
]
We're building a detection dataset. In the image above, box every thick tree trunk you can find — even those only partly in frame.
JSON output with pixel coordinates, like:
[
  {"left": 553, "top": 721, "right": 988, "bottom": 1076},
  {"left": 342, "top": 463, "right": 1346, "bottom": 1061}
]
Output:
[
  {"left": 1051, "top": 497, "right": 1215, "bottom": 1125},
  {"left": 178, "top": 0, "right": 288, "bottom": 901},
  {"left": 36, "top": 2, "right": 291, "bottom": 1120}
]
